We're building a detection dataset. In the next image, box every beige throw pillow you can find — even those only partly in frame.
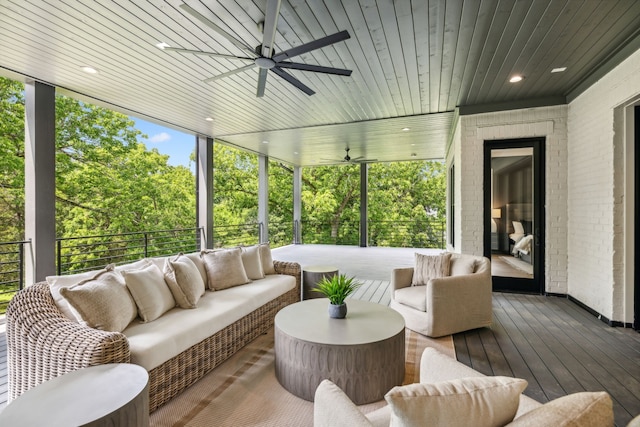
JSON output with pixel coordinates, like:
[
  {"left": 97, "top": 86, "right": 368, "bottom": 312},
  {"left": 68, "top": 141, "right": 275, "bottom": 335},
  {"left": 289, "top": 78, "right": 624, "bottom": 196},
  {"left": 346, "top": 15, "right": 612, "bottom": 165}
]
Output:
[
  {"left": 241, "top": 245, "right": 265, "bottom": 280},
  {"left": 59, "top": 266, "right": 137, "bottom": 332},
  {"left": 121, "top": 261, "right": 176, "bottom": 322},
  {"left": 259, "top": 242, "right": 276, "bottom": 275},
  {"left": 449, "top": 255, "right": 476, "bottom": 275},
  {"left": 505, "top": 392, "right": 614, "bottom": 427},
  {"left": 164, "top": 253, "right": 206, "bottom": 308},
  {"left": 411, "top": 252, "right": 452, "bottom": 286},
  {"left": 385, "top": 376, "right": 527, "bottom": 427},
  {"left": 47, "top": 268, "right": 108, "bottom": 321},
  {"left": 201, "top": 248, "right": 250, "bottom": 291},
  {"left": 314, "top": 380, "right": 374, "bottom": 427}
]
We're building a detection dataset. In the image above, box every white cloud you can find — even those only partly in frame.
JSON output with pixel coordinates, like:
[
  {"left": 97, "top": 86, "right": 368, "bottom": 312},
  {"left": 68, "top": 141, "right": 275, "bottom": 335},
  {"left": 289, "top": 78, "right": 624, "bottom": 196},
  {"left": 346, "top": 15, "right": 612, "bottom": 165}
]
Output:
[{"left": 147, "top": 132, "right": 171, "bottom": 143}]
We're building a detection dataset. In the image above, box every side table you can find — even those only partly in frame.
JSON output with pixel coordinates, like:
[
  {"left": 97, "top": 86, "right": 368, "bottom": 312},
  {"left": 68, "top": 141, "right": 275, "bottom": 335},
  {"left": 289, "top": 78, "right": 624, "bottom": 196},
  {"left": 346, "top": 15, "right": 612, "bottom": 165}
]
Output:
[
  {"left": 0, "top": 363, "right": 149, "bottom": 426},
  {"left": 302, "top": 265, "right": 339, "bottom": 299}
]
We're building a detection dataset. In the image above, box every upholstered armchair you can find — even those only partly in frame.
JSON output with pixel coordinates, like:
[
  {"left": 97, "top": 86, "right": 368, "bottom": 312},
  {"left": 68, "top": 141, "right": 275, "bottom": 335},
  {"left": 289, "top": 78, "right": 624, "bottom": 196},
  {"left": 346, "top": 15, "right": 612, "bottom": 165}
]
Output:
[{"left": 389, "top": 253, "right": 492, "bottom": 337}]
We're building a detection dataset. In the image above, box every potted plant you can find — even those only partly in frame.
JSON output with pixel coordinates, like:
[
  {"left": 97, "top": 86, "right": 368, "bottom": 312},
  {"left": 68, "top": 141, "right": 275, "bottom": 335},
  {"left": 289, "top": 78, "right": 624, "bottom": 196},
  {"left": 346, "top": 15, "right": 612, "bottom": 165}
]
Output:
[{"left": 312, "top": 274, "right": 362, "bottom": 318}]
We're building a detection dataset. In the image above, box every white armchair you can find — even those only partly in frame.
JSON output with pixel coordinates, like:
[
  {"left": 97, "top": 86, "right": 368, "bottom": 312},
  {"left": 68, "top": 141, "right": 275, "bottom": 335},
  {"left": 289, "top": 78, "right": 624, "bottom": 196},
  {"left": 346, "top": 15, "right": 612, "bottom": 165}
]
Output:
[{"left": 389, "top": 253, "right": 492, "bottom": 337}]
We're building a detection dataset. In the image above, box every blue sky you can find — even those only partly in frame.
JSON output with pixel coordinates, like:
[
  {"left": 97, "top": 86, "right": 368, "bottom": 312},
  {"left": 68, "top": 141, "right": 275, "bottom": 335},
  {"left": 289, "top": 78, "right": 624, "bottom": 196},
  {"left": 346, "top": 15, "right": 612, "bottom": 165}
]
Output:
[{"left": 132, "top": 118, "right": 195, "bottom": 168}]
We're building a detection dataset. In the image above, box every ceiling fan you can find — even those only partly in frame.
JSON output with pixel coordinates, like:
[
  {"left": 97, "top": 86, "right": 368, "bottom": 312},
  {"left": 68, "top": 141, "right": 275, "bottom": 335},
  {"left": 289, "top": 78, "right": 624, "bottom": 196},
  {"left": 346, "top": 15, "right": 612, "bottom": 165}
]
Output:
[
  {"left": 322, "top": 148, "right": 377, "bottom": 164},
  {"left": 164, "top": 0, "right": 353, "bottom": 97}
]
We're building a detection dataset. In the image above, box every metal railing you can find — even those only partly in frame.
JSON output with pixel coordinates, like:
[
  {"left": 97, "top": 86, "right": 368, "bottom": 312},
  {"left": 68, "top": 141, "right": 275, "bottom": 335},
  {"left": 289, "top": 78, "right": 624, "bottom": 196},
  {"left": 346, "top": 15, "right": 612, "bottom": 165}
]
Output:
[
  {"left": 368, "top": 219, "right": 446, "bottom": 248},
  {"left": 0, "top": 240, "right": 30, "bottom": 313},
  {"left": 57, "top": 228, "right": 203, "bottom": 275}
]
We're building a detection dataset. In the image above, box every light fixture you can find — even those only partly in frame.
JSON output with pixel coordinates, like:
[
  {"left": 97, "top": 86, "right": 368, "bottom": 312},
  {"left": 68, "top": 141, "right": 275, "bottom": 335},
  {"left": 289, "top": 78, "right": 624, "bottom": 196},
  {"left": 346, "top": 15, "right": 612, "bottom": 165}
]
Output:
[
  {"left": 262, "top": 140, "right": 269, "bottom": 144},
  {"left": 81, "top": 66, "right": 99, "bottom": 74},
  {"left": 205, "top": 117, "right": 214, "bottom": 122},
  {"left": 411, "top": 153, "right": 417, "bottom": 158},
  {"left": 509, "top": 75, "right": 524, "bottom": 83},
  {"left": 402, "top": 127, "right": 410, "bottom": 132},
  {"left": 551, "top": 67, "right": 567, "bottom": 73},
  {"left": 156, "top": 42, "right": 170, "bottom": 50},
  {"left": 492, "top": 208, "right": 502, "bottom": 219}
]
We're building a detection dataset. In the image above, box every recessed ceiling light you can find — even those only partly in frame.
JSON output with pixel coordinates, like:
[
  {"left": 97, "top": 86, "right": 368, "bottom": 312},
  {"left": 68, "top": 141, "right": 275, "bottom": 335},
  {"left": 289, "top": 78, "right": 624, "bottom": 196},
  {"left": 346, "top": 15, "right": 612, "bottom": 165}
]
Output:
[
  {"left": 156, "top": 42, "right": 170, "bottom": 50},
  {"left": 509, "top": 75, "right": 524, "bottom": 83},
  {"left": 81, "top": 66, "right": 99, "bottom": 74},
  {"left": 205, "top": 117, "right": 214, "bottom": 122},
  {"left": 402, "top": 127, "right": 410, "bottom": 132},
  {"left": 294, "top": 151, "right": 299, "bottom": 155},
  {"left": 262, "top": 140, "right": 269, "bottom": 144},
  {"left": 551, "top": 67, "right": 567, "bottom": 73}
]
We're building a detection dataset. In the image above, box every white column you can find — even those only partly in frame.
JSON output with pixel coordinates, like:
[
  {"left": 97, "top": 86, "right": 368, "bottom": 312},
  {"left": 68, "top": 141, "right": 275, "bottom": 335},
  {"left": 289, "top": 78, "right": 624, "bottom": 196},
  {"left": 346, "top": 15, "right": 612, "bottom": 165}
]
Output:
[
  {"left": 258, "top": 154, "right": 269, "bottom": 243},
  {"left": 359, "top": 163, "right": 368, "bottom": 247},
  {"left": 24, "top": 81, "right": 56, "bottom": 284},
  {"left": 293, "top": 166, "right": 302, "bottom": 244},
  {"left": 196, "top": 136, "right": 214, "bottom": 249}
]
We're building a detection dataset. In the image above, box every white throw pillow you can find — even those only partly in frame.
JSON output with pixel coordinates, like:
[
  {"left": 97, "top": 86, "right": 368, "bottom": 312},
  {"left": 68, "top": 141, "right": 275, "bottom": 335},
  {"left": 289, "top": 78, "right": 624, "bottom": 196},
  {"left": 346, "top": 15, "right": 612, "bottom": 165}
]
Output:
[
  {"left": 385, "top": 376, "right": 527, "bottom": 427},
  {"left": 449, "top": 255, "right": 476, "bottom": 276},
  {"left": 121, "top": 261, "right": 176, "bottom": 322},
  {"left": 201, "top": 248, "right": 250, "bottom": 291},
  {"left": 259, "top": 242, "right": 276, "bottom": 275},
  {"left": 59, "top": 266, "right": 137, "bottom": 332},
  {"left": 241, "top": 245, "right": 265, "bottom": 280},
  {"left": 164, "top": 253, "right": 206, "bottom": 308},
  {"left": 512, "top": 221, "right": 525, "bottom": 234},
  {"left": 505, "top": 391, "right": 614, "bottom": 427},
  {"left": 314, "top": 379, "right": 374, "bottom": 427},
  {"left": 184, "top": 252, "right": 208, "bottom": 287},
  {"left": 411, "top": 253, "right": 452, "bottom": 286}
]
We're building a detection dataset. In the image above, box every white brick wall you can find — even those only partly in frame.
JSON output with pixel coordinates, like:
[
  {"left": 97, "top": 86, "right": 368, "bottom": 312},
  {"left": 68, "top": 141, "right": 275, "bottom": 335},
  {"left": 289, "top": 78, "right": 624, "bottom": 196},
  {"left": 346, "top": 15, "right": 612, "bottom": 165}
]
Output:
[
  {"left": 452, "top": 105, "right": 569, "bottom": 293},
  {"left": 567, "top": 47, "right": 640, "bottom": 321}
]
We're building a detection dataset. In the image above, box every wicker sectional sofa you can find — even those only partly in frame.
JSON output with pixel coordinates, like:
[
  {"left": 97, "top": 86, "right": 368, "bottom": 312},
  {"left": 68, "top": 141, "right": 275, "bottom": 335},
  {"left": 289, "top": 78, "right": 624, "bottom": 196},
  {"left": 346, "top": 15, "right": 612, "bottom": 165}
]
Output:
[{"left": 6, "top": 247, "right": 301, "bottom": 412}]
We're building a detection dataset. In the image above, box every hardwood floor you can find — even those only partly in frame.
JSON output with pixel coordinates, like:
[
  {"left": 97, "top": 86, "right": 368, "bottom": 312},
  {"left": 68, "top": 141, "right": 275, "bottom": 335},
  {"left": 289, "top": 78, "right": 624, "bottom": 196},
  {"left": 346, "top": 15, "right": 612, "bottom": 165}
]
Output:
[{"left": 455, "top": 292, "right": 640, "bottom": 426}]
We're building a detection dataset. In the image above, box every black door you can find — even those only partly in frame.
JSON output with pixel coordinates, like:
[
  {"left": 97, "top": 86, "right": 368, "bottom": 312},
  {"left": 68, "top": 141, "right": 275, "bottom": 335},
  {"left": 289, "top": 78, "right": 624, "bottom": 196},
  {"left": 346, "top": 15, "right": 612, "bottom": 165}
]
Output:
[{"left": 484, "top": 138, "right": 545, "bottom": 294}]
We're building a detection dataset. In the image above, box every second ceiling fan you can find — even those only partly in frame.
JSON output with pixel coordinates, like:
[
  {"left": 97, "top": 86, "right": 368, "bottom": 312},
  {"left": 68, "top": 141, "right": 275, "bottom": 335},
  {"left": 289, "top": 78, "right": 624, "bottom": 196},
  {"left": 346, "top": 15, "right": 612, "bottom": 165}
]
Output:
[{"left": 165, "top": 0, "right": 353, "bottom": 97}]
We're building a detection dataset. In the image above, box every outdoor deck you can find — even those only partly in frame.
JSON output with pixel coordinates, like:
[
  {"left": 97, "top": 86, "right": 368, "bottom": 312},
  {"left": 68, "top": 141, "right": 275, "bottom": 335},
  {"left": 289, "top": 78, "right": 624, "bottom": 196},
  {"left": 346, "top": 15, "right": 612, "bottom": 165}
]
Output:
[{"left": 0, "top": 245, "right": 638, "bottom": 425}]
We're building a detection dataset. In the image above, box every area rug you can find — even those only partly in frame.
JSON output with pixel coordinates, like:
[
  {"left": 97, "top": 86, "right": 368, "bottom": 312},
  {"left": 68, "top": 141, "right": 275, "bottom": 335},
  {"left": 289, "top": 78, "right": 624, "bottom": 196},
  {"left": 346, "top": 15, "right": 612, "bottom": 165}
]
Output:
[{"left": 150, "top": 328, "right": 455, "bottom": 427}]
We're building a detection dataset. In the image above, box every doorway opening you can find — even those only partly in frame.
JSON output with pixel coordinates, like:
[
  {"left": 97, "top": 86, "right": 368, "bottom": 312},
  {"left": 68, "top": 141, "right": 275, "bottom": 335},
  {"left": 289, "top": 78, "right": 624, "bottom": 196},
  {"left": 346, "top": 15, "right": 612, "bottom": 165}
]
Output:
[{"left": 484, "top": 138, "right": 545, "bottom": 294}]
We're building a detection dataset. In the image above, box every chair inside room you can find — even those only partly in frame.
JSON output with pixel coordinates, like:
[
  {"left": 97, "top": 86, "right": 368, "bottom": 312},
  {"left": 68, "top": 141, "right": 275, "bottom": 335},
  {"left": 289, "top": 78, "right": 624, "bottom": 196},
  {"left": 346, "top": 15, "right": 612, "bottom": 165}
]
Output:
[{"left": 389, "top": 253, "right": 493, "bottom": 337}]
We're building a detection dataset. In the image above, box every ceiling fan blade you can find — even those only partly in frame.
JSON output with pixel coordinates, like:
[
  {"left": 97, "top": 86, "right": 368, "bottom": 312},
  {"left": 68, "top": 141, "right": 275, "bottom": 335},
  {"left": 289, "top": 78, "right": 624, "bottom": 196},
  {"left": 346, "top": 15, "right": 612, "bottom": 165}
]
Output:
[
  {"left": 271, "top": 67, "right": 315, "bottom": 95},
  {"left": 272, "top": 30, "right": 351, "bottom": 62},
  {"left": 180, "top": 3, "right": 257, "bottom": 57},
  {"left": 261, "top": 0, "right": 281, "bottom": 57},
  {"left": 203, "top": 63, "right": 257, "bottom": 83},
  {"left": 350, "top": 156, "right": 365, "bottom": 161},
  {"left": 163, "top": 46, "right": 254, "bottom": 61},
  {"left": 256, "top": 68, "right": 268, "bottom": 97},
  {"left": 276, "top": 61, "right": 352, "bottom": 76}
]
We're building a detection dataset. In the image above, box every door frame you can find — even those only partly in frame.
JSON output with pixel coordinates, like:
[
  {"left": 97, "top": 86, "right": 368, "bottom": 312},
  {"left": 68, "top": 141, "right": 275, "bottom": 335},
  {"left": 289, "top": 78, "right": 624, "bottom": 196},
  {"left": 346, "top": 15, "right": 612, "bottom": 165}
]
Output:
[
  {"left": 484, "top": 138, "right": 545, "bottom": 294},
  {"left": 634, "top": 105, "right": 640, "bottom": 330}
]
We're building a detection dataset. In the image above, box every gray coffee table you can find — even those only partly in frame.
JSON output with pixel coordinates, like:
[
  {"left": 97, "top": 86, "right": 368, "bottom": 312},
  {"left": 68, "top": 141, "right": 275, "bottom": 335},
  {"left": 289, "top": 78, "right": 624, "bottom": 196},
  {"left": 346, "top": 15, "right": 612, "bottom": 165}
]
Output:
[{"left": 274, "top": 298, "right": 405, "bottom": 404}]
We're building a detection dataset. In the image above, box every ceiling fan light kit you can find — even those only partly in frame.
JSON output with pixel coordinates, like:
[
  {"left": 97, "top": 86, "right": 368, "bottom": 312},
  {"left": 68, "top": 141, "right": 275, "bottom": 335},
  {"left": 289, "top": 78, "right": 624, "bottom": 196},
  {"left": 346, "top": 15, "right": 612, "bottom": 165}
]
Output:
[{"left": 167, "top": 0, "right": 353, "bottom": 97}]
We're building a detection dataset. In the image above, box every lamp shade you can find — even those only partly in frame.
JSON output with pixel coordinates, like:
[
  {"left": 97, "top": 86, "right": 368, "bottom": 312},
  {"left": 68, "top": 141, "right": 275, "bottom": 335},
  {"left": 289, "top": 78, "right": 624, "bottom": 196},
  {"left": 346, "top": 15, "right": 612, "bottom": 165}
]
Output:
[{"left": 491, "top": 208, "right": 502, "bottom": 218}]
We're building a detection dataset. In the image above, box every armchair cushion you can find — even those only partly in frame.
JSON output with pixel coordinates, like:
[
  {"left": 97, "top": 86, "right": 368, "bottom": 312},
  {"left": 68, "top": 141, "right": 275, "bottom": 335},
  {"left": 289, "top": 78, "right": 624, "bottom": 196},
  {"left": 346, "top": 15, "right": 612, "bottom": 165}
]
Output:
[
  {"left": 394, "top": 286, "right": 426, "bottom": 312},
  {"left": 385, "top": 376, "right": 527, "bottom": 427},
  {"left": 314, "top": 379, "right": 374, "bottom": 427},
  {"left": 411, "top": 252, "right": 451, "bottom": 286}
]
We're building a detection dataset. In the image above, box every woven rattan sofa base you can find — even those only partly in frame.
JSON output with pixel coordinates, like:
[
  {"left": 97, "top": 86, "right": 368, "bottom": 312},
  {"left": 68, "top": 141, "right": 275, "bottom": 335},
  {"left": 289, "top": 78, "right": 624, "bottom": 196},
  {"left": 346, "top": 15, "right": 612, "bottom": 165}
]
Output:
[
  {"left": 6, "top": 260, "right": 301, "bottom": 412},
  {"left": 148, "top": 284, "right": 299, "bottom": 411}
]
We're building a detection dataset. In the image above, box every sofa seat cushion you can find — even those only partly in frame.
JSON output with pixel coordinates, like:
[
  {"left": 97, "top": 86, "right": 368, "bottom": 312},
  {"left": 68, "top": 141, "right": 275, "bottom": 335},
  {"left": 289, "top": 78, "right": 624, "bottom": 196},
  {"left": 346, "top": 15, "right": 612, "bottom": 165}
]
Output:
[
  {"left": 394, "top": 286, "right": 426, "bottom": 312},
  {"left": 123, "top": 273, "right": 296, "bottom": 370}
]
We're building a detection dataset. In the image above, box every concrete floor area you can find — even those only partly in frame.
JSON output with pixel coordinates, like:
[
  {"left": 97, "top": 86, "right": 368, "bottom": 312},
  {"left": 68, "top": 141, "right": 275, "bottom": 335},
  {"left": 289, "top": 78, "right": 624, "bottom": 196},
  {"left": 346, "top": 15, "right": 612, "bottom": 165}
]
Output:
[{"left": 271, "top": 244, "right": 444, "bottom": 282}]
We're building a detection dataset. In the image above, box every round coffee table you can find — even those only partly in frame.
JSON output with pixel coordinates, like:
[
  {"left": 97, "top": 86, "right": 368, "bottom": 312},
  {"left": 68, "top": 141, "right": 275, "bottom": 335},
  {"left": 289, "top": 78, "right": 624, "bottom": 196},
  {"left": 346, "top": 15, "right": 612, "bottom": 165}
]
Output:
[
  {"left": 274, "top": 298, "right": 405, "bottom": 404},
  {"left": 0, "top": 364, "right": 149, "bottom": 426}
]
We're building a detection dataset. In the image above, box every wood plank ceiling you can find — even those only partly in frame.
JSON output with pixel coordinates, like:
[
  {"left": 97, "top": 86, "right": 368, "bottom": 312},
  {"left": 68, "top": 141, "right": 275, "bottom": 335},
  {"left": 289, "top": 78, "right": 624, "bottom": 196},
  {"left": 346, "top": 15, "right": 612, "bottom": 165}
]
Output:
[{"left": 1, "top": 0, "right": 639, "bottom": 166}]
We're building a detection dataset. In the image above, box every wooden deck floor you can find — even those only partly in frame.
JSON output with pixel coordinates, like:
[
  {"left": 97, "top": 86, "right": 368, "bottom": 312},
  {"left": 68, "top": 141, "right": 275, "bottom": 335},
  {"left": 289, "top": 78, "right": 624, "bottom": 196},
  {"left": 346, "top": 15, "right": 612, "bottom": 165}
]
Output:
[{"left": 0, "top": 245, "right": 638, "bottom": 425}]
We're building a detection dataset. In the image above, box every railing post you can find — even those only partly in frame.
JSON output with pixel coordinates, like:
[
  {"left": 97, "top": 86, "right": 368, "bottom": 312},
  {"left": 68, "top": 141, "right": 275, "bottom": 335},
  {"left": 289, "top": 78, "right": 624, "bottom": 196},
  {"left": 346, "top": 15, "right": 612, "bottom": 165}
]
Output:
[
  {"left": 19, "top": 242, "right": 24, "bottom": 290},
  {"left": 57, "top": 239, "right": 62, "bottom": 275},
  {"left": 144, "top": 232, "right": 149, "bottom": 258}
]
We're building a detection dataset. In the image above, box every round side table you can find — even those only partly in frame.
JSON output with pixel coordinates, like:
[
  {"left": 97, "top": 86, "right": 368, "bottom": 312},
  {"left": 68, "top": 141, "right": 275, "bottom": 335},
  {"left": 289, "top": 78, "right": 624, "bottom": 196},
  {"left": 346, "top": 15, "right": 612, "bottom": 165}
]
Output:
[
  {"left": 302, "top": 265, "right": 339, "bottom": 300},
  {"left": 0, "top": 363, "right": 149, "bottom": 426}
]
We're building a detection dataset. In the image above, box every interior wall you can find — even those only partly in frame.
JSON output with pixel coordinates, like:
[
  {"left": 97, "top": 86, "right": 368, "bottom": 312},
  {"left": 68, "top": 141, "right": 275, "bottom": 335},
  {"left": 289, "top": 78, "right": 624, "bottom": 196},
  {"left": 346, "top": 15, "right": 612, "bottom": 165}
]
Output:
[
  {"left": 453, "top": 105, "right": 568, "bottom": 293},
  {"left": 567, "top": 47, "right": 640, "bottom": 323}
]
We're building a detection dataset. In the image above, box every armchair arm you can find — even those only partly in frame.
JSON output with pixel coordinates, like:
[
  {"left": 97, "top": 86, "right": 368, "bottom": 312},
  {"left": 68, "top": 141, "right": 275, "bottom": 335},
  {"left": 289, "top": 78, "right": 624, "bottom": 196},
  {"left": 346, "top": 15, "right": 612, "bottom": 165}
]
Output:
[
  {"left": 425, "top": 271, "right": 493, "bottom": 337},
  {"left": 273, "top": 260, "right": 302, "bottom": 295},
  {"left": 6, "top": 282, "right": 130, "bottom": 401},
  {"left": 391, "top": 267, "right": 414, "bottom": 293}
]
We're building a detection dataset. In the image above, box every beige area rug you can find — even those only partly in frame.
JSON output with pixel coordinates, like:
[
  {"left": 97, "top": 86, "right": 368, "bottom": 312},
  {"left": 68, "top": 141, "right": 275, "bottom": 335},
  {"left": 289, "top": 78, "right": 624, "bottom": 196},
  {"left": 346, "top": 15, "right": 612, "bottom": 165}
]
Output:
[{"left": 150, "top": 328, "right": 455, "bottom": 427}]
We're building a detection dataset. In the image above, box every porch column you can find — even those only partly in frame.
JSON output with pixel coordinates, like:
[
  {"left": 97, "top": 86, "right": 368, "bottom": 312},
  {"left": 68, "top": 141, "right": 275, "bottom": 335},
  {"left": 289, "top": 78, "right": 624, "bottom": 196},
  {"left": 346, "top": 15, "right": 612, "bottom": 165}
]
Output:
[
  {"left": 258, "top": 154, "right": 269, "bottom": 243},
  {"left": 24, "top": 80, "right": 56, "bottom": 284},
  {"left": 293, "top": 166, "right": 302, "bottom": 244},
  {"left": 196, "top": 136, "right": 214, "bottom": 250},
  {"left": 360, "top": 163, "right": 368, "bottom": 247}
]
